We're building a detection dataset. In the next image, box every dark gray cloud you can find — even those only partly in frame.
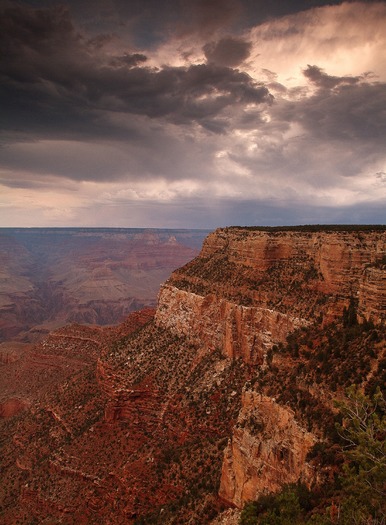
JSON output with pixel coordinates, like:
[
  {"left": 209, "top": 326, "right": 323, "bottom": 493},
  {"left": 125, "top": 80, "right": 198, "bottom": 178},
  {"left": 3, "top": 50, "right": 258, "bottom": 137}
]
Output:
[
  {"left": 1, "top": 1, "right": 385, "bottom": 227},
  {"left": 176, "top": 0, "right": 242, "bottom": 38},
  {"left": 109, "top": 53, "right": 148, "bottom": 68},
  {"left": 303, "top": 64, "right": 361, "bottom": 89},
  {"left": 298, "top": 67, "right": 386, "bottom": 143},
  {"left": 18, "top": 0, "right": 243, "bottom": 48},
  {"left": 203, "top": 37, "right": 252, "bottom": 67},
  {"left": 0, "top": 3, "right": 272, "bottom": 146}
]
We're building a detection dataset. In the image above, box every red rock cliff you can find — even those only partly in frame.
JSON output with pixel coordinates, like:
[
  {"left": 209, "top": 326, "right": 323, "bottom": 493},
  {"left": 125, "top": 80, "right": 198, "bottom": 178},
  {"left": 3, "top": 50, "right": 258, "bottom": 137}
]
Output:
[
  {"left": 154, "top": 226, "right": 385, "bottom": 509},
  {"left": 218, "top": 390, "right": 315, "bottom": 508},
  {"left": 1, "top": 226, "right": 384, "bottom": 523},
  {"left": 156, "top": 227, "right": 386, "bottom": 365}
]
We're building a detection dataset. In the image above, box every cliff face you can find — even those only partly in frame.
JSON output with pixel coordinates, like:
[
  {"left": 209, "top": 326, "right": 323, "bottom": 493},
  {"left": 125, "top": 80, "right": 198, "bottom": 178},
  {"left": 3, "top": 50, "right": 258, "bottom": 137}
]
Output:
[
  {"left": 156, "top": 228, "right": 386, "bottom": 363},
  {"left": 218, "top": 391, "right": 315, "bottom": 508},
  {"left": 156, "top": 285, "right": 306, "bottom": 365},
  {"left": 154, "top": 227, "right": 385, "bottom": 509},
  {"left": 359, "top": 264, "right": 386, "bottom": 322}
]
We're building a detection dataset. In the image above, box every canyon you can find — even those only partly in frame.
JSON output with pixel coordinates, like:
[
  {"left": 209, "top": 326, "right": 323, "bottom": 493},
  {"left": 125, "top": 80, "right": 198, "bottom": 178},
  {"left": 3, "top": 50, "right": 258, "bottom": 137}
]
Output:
[
  {"left": 0, "top": 228, "right": 209, "bottom": 342},
  {"left": 0, "top": 226, "right": 385, "bottom": 524}
]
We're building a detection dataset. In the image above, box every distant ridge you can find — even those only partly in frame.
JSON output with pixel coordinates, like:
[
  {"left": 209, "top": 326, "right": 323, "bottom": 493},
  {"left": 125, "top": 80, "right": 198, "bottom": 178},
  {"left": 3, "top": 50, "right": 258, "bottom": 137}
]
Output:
[
  {"left": 226, "top": 224, "right": 386, "bottom": 232},
  {"left": 0, "top": 227, "right": 211, "bottom": 234}
]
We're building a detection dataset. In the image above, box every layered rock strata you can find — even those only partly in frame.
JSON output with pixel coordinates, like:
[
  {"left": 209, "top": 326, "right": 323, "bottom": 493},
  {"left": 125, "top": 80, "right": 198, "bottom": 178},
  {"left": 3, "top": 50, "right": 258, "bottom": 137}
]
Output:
[
  {"left": 154, "top": 226, "right": 385, "bottom": 508},
  {"left": 1, "top": 226, "right": 384, "bottom": 523},
  {"left": 218, "top": 391, "right": 315, "bottom": 508},
  {"left": 156, "top": 286, "right": 307, "bottom": 364},
  {"left": 156, "top": 228, "right": 386, "bottom": 365},
  {"left": 359, "top": 264, "right": 386, "bottom": 322}
]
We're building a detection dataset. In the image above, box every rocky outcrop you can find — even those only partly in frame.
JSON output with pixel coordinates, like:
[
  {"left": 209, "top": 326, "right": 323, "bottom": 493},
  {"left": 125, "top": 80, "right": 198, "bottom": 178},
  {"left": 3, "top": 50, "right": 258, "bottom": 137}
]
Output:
[
  {"left": 359, "top": 264, "right": 386, "bottom": 323},
  {"left": 199, "top": 228, "right": 384, "bottom": 293},
  {"left": 156, "top": 228, "right": 386, "bottom": 366},
  {"left": 156, "top": 285, "right": 307, "bottom": 364},
  {"left": 218, "top": 390, "right": 315, "bottom": 508},
  {"left": 154, "top": 226, "right": 385, "bottom": 508},
  {"left": 96, "top": 308, "right": 159, "bottom": 428},
  {"left": 97, "top": 359, "right": 160, "bottom": 429},
  {"left": 0, "top": 226, "right": 384, "bottom": 524}
]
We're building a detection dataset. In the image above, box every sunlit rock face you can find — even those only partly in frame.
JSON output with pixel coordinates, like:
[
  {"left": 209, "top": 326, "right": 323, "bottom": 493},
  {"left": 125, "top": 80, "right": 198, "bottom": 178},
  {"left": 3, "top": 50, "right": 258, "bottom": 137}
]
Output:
[
  {"left": 156, "top": 227, "right": 386, "bottom": 356},
  {"left": 359, "top": 265, "right": 386, "bottom": 323},
  {"left": 156, "top": 285, "right": 307, "bottom": 364},
  {"left": 0, "top": 226, "right": 384, "bottom": 522},
  {"left": 218, "top": 391, "right": 315, "bottom": 508},
  {"left": 154, "top": 226, "right": 385, "bottom": 509}
]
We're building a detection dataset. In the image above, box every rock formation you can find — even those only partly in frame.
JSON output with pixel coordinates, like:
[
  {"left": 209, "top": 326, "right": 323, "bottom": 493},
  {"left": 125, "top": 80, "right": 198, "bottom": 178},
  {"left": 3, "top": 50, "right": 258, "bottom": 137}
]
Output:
[
  {"left": 156, "top": 227, "right": 385, "bottom": 365},
  {"left": 0, "top": 226, "right": 384, "bottom": 524},
  {"left": 0, "top": 228, "right": 208, "bottom": 342},
  {"left": 218, "top": 391, "right": 315, "bottom": 508}
]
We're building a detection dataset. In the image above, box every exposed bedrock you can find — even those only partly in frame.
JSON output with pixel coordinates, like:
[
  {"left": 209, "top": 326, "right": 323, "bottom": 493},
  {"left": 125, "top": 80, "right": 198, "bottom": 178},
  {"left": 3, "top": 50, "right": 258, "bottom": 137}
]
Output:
[
  {"left": 156, "top": 229, "right": 386, "bottom": 365},
  {"left": 155, "top": 285, "right": 307, "bottom": 364},
  {"left": 218, "top": 390, "right": 315, "bottom": 508}
]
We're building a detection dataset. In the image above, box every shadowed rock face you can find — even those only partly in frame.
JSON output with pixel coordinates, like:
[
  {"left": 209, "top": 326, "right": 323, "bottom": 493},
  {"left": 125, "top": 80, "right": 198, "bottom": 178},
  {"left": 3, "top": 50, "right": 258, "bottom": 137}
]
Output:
[
  {"left": 0, "top": 226, "right": 384, "bottom": 524},
  {"left": 0, "top": 228, "right": 209, "bottom": 342}
]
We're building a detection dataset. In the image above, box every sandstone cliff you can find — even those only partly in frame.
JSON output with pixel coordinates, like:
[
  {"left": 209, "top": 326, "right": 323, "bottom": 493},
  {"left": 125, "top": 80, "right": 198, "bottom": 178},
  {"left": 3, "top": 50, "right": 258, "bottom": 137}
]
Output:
[
  {"left": 218, "top": 391, "right": 315, "bottom": 508},
  {"left": 155, "top": 226, "right": 385, "bottom": 509},
  {"left": 156, "top": 227, "right": 385, "bottom": 364}
]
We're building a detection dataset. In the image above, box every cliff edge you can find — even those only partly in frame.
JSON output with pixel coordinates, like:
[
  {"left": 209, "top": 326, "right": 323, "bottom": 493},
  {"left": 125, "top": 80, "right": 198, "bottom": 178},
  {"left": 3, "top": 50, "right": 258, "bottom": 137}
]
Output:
[{"left": 156, "top": 226, "right": 385, "bottom": 363}]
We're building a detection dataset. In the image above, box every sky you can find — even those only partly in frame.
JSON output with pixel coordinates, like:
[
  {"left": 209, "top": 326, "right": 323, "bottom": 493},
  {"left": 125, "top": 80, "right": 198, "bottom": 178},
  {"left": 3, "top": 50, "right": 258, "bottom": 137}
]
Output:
[{"left": 1, "top": 0, "right": 386, "bottom": 228}]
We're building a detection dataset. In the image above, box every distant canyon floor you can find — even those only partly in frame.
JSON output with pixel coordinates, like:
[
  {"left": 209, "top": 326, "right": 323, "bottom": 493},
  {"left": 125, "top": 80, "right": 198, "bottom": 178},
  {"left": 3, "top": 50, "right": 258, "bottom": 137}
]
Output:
[{"left": 0, "top": 228, "right": 209, "bottom": 342}]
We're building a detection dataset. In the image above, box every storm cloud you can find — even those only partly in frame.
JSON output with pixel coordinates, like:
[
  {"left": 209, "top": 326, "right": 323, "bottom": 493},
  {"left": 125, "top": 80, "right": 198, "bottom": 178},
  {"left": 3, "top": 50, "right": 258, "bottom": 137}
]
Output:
[
  {"left": 1, "top": 0, "right": 385, "bottom": 227},
  {"left": 0, "top": 5, "right": 271, "bottom": 138},
  {"left": 203, "top": 37, "right": 252, "bottom": 67}
]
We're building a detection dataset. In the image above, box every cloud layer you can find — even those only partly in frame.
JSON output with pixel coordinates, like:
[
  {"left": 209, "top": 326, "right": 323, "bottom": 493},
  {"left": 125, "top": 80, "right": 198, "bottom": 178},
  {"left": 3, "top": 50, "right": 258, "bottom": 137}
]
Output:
[{"left": 1, "top": 0, "right": 385, "bottom": 227}]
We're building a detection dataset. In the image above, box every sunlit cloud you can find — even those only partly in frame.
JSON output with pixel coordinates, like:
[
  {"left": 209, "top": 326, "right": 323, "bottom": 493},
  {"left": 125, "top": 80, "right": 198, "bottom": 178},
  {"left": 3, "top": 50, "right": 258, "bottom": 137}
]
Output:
[
  {"left": 0, "top": 1, "right": 385, "bottom": 227},
  {"left": 245, "top": 2, "right": 386, "bottom": 87}
]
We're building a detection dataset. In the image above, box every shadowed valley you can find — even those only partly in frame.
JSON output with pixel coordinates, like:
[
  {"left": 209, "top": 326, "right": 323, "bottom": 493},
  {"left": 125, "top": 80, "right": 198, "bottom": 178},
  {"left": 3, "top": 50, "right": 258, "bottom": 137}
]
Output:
[{"left": 0, "top": 228, "right": 209, "bottom": 342}]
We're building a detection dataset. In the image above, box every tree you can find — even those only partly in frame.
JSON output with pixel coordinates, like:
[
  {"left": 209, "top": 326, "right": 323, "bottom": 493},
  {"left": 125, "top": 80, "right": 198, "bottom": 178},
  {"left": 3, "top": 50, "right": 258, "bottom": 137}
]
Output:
[
  {"left": 240, "top": 502, "right": 259, "bottom": 525},
  {"left": 240, "top": 485, "right": 306, "bottom": 525},
  {"left": 239, "top": 388, "right": 385, "bottom": 525},
  {"left": 334, "top": 386, "right": 386, "bottom": 524}
]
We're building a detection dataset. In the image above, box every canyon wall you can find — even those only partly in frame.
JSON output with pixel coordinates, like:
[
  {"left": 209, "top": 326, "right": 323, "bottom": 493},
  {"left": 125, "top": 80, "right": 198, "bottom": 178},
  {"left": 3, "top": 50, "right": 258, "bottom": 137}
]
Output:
[
  {"left": 218, "top": 391, "right": 315, "bottom": 508},
  {"left": 0, "top": 228, "right": 208, "bottom": 342},
  {"left": 156, "top": 285, "right": 307, "bottom": 364},
  {"left": 156, "top": 227, "right": 386, "bottom": 361},
  {"left": 154, "top": 226, "right": 385, "bottom": 509},
  {"left": 359, "top": 264, "right": 386, "bottom": 322},
  {"left": 1, "top": 226, "right": 384, "bottom": 523}
]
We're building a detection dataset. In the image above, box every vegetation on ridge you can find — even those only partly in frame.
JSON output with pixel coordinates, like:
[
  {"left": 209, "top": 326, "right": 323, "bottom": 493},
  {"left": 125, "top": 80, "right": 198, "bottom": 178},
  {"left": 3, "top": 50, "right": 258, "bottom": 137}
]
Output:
[
  {"left": 240, "top": 387, "right": 386, "bottom": 525},
  {"left": 1, "top": 228, "right": 384, "bottom": 524},
  {"left": 225, "top": 225, "right": 386, "bottom": 232}
]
